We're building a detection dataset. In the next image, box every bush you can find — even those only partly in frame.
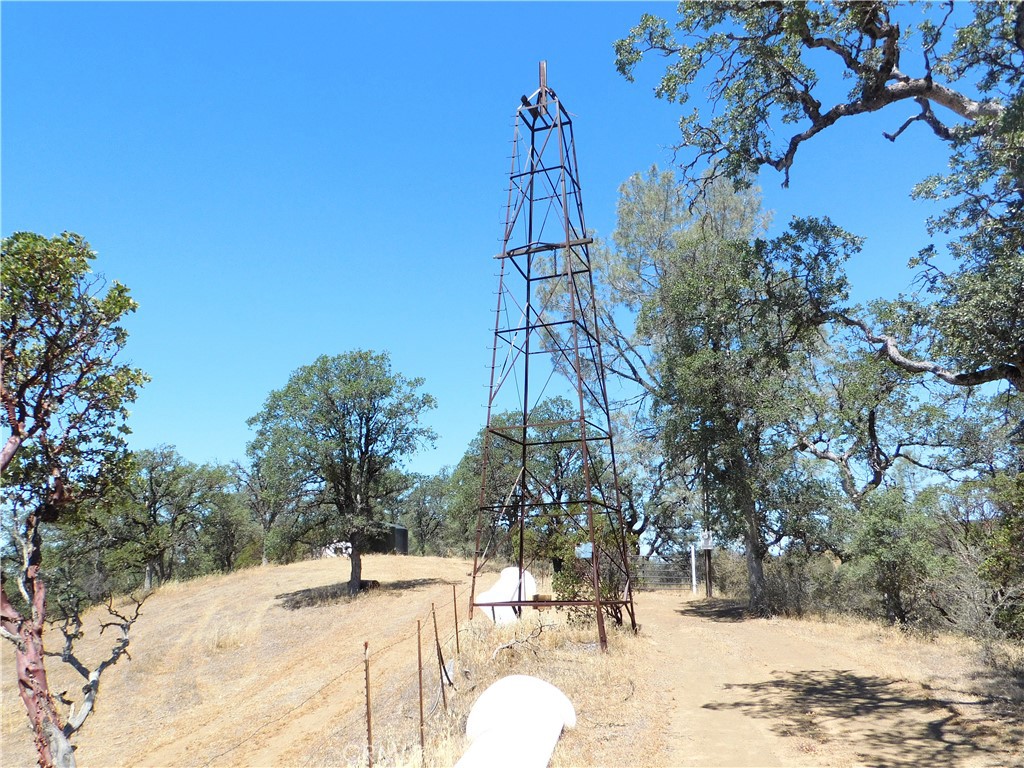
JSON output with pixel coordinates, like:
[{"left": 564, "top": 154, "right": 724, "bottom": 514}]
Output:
[{"left": 709, "top": 549, "right": 747, "bottom": 599}]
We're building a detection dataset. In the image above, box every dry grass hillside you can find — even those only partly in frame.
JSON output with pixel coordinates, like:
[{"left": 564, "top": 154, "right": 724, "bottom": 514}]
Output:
[{"left": 2, "top": 555, "right": 1022, "bottom": 767}]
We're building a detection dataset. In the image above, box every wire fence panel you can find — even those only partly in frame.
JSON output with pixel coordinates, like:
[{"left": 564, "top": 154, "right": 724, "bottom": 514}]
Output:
[{"left": 632, "top": 560, "right": 695, "bottom": 591}]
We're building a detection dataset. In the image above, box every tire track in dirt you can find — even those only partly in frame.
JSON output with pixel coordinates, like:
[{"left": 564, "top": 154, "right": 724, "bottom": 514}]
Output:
[
  {"left": 6, "top": 562, "right": 1017, "bottom": 768},
  {"left": 118, "top": 572, "right": 274, "bottom": 765},
  {"left": 239, "top": 587, "right": 455, "bottom": 768},
  {"left": 639, "top": 592, "right": 789, "bottom": 766}
]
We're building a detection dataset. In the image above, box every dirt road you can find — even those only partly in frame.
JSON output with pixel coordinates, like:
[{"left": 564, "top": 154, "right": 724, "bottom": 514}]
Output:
[{"left": 636, "top": 591, "right": 1022, "bottom": 768}]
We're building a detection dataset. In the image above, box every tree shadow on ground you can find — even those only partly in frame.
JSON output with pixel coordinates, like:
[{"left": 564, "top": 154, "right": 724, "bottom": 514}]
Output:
[
  {"left": 275, "top": 577, "right": 453, "bottom": 610},
  {"left": 675, "top": 597, "right": 750, "bottom": 622},
  {"left": 705, "top": 669, "right": 1021, "bottom": 767},
  {"left": 969, "top": 645, "right": 1024, "bottom": 707}
]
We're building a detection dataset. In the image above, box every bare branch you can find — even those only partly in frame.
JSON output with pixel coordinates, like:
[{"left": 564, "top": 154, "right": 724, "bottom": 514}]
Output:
[
  {"left": 61, "top": 595, "right": 145, "bottom": 737},
  {"left": 491, "top": 620, "right": 553, "bottom": 660},
  {"left": 837, "top": 312, "right": 1023, "bottom": 392},
  {"left": 884, "top": 97, "right": 954, "bottom": 142}
]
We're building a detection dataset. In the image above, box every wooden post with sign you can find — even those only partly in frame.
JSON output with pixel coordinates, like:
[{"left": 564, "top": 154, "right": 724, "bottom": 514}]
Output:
[{"left": 700, "top": 532, "right": 714, "bottom": 598}]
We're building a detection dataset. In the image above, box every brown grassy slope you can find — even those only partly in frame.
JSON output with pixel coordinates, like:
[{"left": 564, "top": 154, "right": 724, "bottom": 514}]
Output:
[
  {"left": 2, "top": 558, "right": 1022, "bottom": 768},
  {"left": 1, "top": 556, "right": 478, "bottom": 767}
]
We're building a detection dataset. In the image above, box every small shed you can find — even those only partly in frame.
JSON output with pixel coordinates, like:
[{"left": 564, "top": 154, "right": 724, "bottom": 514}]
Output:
[{"left": 366, "top": 523, "right": 409, "bottom": 555}]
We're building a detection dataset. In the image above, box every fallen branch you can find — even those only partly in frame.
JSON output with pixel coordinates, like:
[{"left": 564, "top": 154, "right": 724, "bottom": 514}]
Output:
[{"left": 491, "top": 621, "right": 556, "bottom": 661}]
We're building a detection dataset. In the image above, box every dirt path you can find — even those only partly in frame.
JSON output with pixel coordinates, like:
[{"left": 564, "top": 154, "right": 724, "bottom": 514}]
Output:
[{"left": 637, "top": 591, "right": 1022, "bottom": 768}]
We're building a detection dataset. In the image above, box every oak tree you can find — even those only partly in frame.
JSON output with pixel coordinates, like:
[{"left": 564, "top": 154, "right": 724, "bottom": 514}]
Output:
[
  {"left": 247, "top": 351, "right": 436, "bottom": 594},
  {"left": 591, "top": 169, "right": 859, "bottom": 612},
  {"left": 615, "top": 1, "right": 1023, "bottom": 404}
]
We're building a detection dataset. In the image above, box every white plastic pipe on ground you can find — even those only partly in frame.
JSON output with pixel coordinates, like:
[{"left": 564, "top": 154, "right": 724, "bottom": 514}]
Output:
[{"left": 455, "top": 675, "right": 576, "bottom": 768}]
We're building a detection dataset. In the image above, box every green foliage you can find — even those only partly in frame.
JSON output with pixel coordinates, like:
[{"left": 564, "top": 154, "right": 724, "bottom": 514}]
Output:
[
  {"left": 1, "top": 232, "right": 150, "bottom": 766},
  {"left": 1, "top": 231, "right": 148, "bottom": 513},
  {"left": 237, "top": 440, "right": 308, "bottom": 565},
  {"left": 847, "top": 486, "right": 944, "bottom": 625},
  {"left": 548, "top": 517, "right": 636, "bottom": 627},
  {"left": 198, "top": 481, "right": 262, "bottom": 574},
  {"left": 397, "top": 470, "right": 452, "bottom": 555},
  {"left": 615, "top": 3, "right": 911, "bottom": 184},
  {"left": 450, "top": 399, "right": 614, "bottom": 569},
  {"left": 615, "top": 2, "right": 1023, "bottom": 395},
  {"left": 247, "top": 350, "right": 435, "bottom": 590},
  {"left": 911, "top": 86, "right": 1023, "bottom": 381},
  {"left": 2, "top": 232, "right": 148, "bottom": 612},
  {"left": 55, "top": 448, "right": 238, "bottom": 593},
  {"left": 790, "top": 315, "right": 1015, "bottom": 522},
  {"left": 612, "top": 416, "right": 696, "bottom": 560},
  {"left": 440, "top": 451, "right": 489, "bottom": 558},
  {"left": 624, "top": 171, "right": 858, "bottom": 612},
  {"left": 979, "top": 473, "right": 1024, "bottom": 638}
]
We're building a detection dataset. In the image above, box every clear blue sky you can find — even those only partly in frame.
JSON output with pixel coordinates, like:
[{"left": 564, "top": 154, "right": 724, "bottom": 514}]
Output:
[{"left": 2, "top": 1, "right": 953, "bottom": 476}]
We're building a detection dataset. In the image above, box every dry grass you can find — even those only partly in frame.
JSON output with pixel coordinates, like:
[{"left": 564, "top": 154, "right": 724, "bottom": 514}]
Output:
[
  {"left": 356, "top": 612, "right": 664, "bottom": 768},
  {"left": 3, "top": 561, "right": 1022, "bottom": 768},
  {"left": 764, "top": 605, "right": 1024, "bottom": 705},
  {"left": 295, "top": 597, "right": 664, "bottom": 768},
  {"left": 661, "top": 594, "right": 1024, "bottom": 768}
]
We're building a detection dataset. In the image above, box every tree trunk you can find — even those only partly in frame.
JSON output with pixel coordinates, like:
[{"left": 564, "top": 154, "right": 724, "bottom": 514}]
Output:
[
  {"left": 2, "top": 574, "right": 77, "bottom": 768},
  {"left": 143, "top": 562, "right": 154, "bottom": 591},
  {"left": 727, "top": 450, "right": 769, "bottom": 616},
  {"left": 745, "top": 531, "right": 768, "bottom": 616},
  {"left": 349, "top": 547, "right": 363, "bottom": 596},
  {"left": 737, "top": 478, "right": 768, "bottom": 616}
]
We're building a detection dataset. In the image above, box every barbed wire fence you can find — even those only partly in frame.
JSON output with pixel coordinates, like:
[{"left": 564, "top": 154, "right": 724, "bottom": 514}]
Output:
[
  {"left": 203, "top": 560, "right": 680, "bottom": 768},
  {"left": 202, "top": 581, "right": 477, "bottom": 768},
  {"left": 334, "top": 583, "right": 473, "bottom": 768}
]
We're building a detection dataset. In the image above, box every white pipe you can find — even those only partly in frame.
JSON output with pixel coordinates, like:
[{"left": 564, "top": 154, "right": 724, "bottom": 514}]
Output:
[
  {"left": 690, "top": 544, "right": 697, "bottom": 594},
  {"left": 456, "top": 675, "right": 576, "bottom": 768}
]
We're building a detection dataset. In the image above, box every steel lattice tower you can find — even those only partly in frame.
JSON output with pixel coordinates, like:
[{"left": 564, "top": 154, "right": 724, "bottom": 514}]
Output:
[{"left": 469, "top": 63, "right": 637, "bottom": 649}]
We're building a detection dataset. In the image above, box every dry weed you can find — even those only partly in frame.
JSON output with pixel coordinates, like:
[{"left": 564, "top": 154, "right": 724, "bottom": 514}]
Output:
[
  {"left": 205, "top": 622, "right": 258, "bottom": 652},
  {"left": 421, "top": 612, "right": 654, "bottom": 768},
  {"left": 7, "top": 559, "right": 1018, "bottom": 768}
]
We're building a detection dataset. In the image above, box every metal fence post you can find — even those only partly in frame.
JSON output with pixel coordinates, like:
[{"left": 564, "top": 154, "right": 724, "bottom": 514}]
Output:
[
  {"left": 417, "top": 620, "right": 425, "bottom": 760},
  {"left": 431, "top": 603, "right": 449, "bottom": 711},
  {"left": 452, "top": 584, "right": 461, "bottom": 655},
  {"left": 363, "top": 641, "right": 373, "bottom": 767}
]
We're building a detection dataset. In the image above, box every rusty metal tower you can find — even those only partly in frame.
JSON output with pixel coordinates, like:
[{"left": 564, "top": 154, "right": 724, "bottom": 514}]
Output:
[{"left": 469, "top": 62, "right": 637, "bottom": 649}]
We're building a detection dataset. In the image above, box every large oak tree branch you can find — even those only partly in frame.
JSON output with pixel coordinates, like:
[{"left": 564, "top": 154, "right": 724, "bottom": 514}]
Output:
[
  {"left": 770, "top": 73, "right": 1002, "bottom": 184},
  {"left": 837, "top": 312, "right": 1024, "bottom": 392}
]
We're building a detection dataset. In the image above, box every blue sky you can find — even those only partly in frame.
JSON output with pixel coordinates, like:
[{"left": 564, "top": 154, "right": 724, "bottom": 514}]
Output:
[{"left": 2, "top": 1, "right": 954, "bottom": 476}]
